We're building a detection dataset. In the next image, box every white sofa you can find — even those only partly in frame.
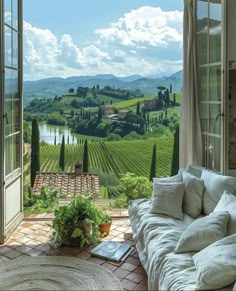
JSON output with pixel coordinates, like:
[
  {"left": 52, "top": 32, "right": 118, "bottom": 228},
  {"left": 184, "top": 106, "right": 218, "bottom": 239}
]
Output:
[{"left": 128, "top": 166, "right": 236, "bottom": 290}]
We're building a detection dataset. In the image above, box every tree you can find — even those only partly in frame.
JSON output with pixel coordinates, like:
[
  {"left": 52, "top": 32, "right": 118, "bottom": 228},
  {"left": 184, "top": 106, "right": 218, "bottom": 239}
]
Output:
[
  {"left": 136, "top": 102, "right": 140, "bottom": 116},
  {"left": 149, "top": 144, "right": 156, "bottom": 181},
  {"left": 173, "top": 93, "right": 176, "bottom": 106},
  {"left": 98, "top": 107, "right": 102, "bottom": 120},
  {"left": 30, "top": 119, "right": 40, "bottom": 187},
  {"left": 69, "top": 88, "right": 74, "bottom": 93},
  {"left": 171, "top": 124, "right": 179, "bottom": 176},
  {"left": 67, "top": 135, "right": 69, "bottom": 145},
  {"left": 170, "top": 83, "right": 172, "bottom": 94},
  {"left": 54, "top": 136, "right": 56, "bottom": 145},
  {"left": 83, "top": 140, "right": 89, "bottom": 173},
  {"left": 59, "top": 135, "right": 65, "bottom": 171}
]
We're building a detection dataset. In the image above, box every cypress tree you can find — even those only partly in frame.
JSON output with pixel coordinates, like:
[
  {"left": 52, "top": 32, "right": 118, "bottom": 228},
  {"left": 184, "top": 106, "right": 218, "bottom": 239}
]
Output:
[
  {"left": 54, "top": 136, "right": 56, "bottom": 145},
  {"left": 59, "top": 135, "right": 65, "bottom": 171},
  {"left": 67, "top": 135, "right": 69, "bottom": 145},
  {"left": 171, "top": 125, "right": 179, "bottom": 176},
  {"left": 136, "top": 102, "right": 140, "bottom": 116},
  {"left": 30, "top": 119, "right": 40, "bottom": 187},
  {"left": 149, "top": 144, "right": 156, "bottom": 181},
  {"left": 83, "top": 139, "right": 89, "bottom": 173},
  {"left": 98, "top": 107, "right": 102, "bottom": 120}
]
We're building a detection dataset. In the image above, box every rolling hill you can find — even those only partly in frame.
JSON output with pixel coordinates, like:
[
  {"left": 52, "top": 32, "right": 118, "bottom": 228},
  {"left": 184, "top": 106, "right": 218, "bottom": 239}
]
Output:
[{"left": 23, "top": 71, "right": 183, "bottom": 106}]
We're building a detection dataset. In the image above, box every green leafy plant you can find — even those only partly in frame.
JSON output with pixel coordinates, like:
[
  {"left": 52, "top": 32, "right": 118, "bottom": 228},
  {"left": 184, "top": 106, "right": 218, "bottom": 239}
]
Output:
[
  {"left": 51, "top": 196, "right": 101, "bottom": 248},
  {"left": 98, "top": 213, "right": 111, "bottom": 225}
]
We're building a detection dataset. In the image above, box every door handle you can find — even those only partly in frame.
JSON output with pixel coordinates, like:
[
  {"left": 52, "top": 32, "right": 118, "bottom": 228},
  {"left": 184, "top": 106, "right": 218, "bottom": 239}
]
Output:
[{"left": 216, "top": 113, "right": 224, "bottom": 122}]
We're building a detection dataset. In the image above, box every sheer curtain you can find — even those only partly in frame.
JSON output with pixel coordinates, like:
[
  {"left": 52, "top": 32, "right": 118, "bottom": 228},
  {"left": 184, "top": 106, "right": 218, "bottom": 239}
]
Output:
[{"left": 180, "top": 0, "right": 203, "bottom": 168}]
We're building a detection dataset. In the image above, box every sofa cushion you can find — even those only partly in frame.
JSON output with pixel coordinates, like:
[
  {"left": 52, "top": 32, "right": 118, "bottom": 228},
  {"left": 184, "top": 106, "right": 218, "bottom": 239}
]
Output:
[
  {"left": 214, "top": 191, "right": 236, "bottom": 235},
  {"left": 182, "top": 171, "right": 204, "bottom": 218},
  {"left": 193, "top": 234, "right": 236, "bottom": 290},
  {"left": 150, "top": 182, "right": 185, "bottom": 220},
  {"left": 175, "top": 211, "right": 229, "bottom": 253},
  {"left": 201, "top": 170, "right": 236, "bottom": 214},
  {"left": 153, "top": 174, "right": 182, "bottom": 184}
]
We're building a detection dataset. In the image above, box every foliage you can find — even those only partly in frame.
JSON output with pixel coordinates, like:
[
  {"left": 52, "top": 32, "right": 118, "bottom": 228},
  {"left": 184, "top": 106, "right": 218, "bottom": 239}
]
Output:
[
  {"left": 113, "top": 194, "right": 128, "bottom": 208},
  {"left": 24, "top": 187, "right": 58, "bottom": 213},
  {"left": 51, "top": 196, "right": 101, "bottom": 248},
  {"left": 30, "top": 119, "right": 40, "bottom": 187},
  {"left": 47, "top": 113, "right": 66, "bottom": 126},
  {"left": 149, "top": 144, "right": 157, "bottom": 181},
  {"left": 171, "top": 124, "right": 179, "bottom": 176},
  {"left": 83, "top": 140, "right": 89, "bottom": 173},
  {"left": 98, "top": 213, "right": 111, "bottom": 225},
  {"left": 59, "top": 135, "right": 65, "bottom": 171},
  {"left": 23, "top": 121, "right": 31, "bottom": 143}
]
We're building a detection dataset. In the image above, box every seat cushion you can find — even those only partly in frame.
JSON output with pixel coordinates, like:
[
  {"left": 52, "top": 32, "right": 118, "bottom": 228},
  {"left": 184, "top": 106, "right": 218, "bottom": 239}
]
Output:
[{"left": 201, "top": 170, "right": 236, "bottom": 214}]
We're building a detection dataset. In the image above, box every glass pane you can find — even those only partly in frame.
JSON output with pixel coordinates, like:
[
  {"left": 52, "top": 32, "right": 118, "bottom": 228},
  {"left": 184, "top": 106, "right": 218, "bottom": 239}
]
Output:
[
  {"left": 209, "top": 0, "right": 221, "bottom": 63},
  {"left": 208, "top": 136, "right": 221, "bottom": 171},
  {"left": 197, "top": 0, "right": 208, "bottom": 32},
  {"left": 4, "top": 0, "right": 11, "bottom": 25},
  {"left": 209, "top": 104, "right": 221, "bottom": 134},
  {"left": 198, "top": 67, "right": 208, "bottom": 101},
  {"left": 12, "top": 0, "right": 18, "bottom": 29},
  {"left": 202, "top": 134, "right": 208, "bottom": 168},
  {"left": 4, "top": 68, "right": 19, "bottom": 99},
  {"left": 209, "top": 65, "right": 221, "bottom": 101},
  {"left": 5, "top": 101, "right": 20, "bottom": 136},
  {"left": 197, "top": 32, "right": 208, "bottom": 65},
  {"left": 4, "top": 25, "right": 12, "bottom": 67},
  {"left": 12, "top": 30, "right": 18, "bottom": 68},
  {"left": 200, "top": 103, "right": 208, "bottom": 132},
  {"left": 5, "top": 133, "right": 21, "bottom": 175}
]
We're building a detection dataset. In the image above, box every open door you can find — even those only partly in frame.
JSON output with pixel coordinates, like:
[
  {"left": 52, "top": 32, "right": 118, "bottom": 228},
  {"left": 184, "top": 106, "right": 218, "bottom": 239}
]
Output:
[
  {"left": 196, "top": 0, "right": 225, "bottom": 173},
  {"left": 0, "top": 0, "right": 23, "bottom": 244}
]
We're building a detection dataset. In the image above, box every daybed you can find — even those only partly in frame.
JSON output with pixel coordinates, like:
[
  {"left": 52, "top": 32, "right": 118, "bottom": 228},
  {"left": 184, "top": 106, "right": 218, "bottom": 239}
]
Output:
[{"left": 129, "top": 166, "right": 236, "bottom": 290}]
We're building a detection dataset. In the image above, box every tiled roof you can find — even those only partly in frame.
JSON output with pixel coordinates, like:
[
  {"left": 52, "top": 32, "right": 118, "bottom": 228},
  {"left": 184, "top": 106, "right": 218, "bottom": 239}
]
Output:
[{"left": 33, "top": 172, "right": 100, "bottom": 197}]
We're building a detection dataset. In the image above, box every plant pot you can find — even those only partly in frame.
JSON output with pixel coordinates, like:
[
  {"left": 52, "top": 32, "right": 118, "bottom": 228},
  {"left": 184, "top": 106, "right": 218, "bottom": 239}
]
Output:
[
  {"left": 62, "top": 220, "right": 92, "bottom": 247},
  {"left": 99, "top": 221, "right": 112, "bottom": 234}
]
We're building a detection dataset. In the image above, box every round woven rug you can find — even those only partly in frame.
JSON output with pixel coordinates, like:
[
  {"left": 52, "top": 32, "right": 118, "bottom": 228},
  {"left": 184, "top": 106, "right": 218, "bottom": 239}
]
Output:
[{"left": 0, "top": 256, "right": 123, "bottom": 290}]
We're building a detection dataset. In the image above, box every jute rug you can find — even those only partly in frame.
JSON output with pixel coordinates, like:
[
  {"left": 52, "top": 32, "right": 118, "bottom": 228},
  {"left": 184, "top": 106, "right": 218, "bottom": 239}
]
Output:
[{"left": 0, "top": 256, "right": 123, "bottom": 290}]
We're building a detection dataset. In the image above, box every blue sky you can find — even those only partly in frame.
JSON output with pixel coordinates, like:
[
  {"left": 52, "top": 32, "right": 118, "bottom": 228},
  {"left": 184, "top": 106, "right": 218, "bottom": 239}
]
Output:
[{"left": 23, "top": 0, "right": 183, "bottom": 80}]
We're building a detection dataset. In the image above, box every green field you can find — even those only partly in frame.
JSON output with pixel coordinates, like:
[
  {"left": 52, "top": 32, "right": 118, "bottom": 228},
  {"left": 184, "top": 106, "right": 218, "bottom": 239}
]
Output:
[{"left": 39, "top": 137, "right": 173, "bottom": 178}]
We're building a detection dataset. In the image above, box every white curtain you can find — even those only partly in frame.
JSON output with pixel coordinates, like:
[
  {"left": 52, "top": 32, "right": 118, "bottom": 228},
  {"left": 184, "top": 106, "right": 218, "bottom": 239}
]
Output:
[{"left": 180, "top": 0, "right": 203, "bottom": 168}]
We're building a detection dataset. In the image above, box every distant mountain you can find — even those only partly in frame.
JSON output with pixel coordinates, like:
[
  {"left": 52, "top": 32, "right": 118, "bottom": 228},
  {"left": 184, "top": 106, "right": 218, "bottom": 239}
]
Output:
[{"left": 23, "top": 71, "right": 183, "bottom": 106}]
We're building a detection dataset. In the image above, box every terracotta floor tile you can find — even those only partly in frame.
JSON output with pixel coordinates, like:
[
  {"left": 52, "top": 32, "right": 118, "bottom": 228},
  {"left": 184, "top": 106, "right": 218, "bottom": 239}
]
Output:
[
  {"left": 126, "top": 256, "right": 141, "bottom": 266},
  {"left": 88, "top": 256, "right": 105, "bottom": 265},
  {"left": 16, "top": 237, "right": 31, "bottom": 244},
  {"left": 134, "top": 266, "right": 147, "bottom": 276},
  {"left": 19, "top": 228, "right": 34, "bottom": 235},
  {"left": 114, "top": 268, "right": 130, "bottom": 280},
  {"left": 16, "top": 245, "right": 33, "bottom": 254},
  {"left": 76, "top": 251, "right": 91, "bottom": 260},
  {"left": 27, "top": 240, "right": 41, "bottom": 247},
  {"left": 112, "top": 237, "right": 125, "bottom": 243},
  {"left": 102, "top": 262, "right": 118, "bottom": 272},
  {"left": 0, "top": 255, "right": 10, "bottom": 262},
  {"left": 5, "top": 240, "right": 22, "bottom": 249},
  {"left": 10, "top": 232, "right": 25, "bottom": 240},
  {"left": 4, "top": 250, "right": 22, "bottom": 259},
  {"left": 26, "top": 249, "right": 43, "bottom": 257},
  {"left": 121, "top": 262, "right": 137, "bottom": 272},
  {"left": 126, "top": 273, "right": 144, "bottom": 284},
  {"left": 122, "top": 278, "right": 137, "bottom": 290},
  {"left": 0, "top": 246, "right": 13, "bottom": 255},
  {"left": 21, "top": 222, "right": 33, "bottom": 228},
  {"left": 35, "top": 244, "right": 50, "bottom": 252},
  {"left": 134, "top": 283, "right": 148, "bottom": 290},
  {"left": 110, "top": 230, "right": 122, "bottom": 236}
]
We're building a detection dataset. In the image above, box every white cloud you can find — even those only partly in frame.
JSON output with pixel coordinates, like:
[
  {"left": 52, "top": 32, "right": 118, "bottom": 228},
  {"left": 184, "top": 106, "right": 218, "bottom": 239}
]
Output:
[
  {"left": 96, "top": 6, "right": 183, "bottom": 47},
  {"left": 23, "top": 6, "right": 183, "bottom": 80}
]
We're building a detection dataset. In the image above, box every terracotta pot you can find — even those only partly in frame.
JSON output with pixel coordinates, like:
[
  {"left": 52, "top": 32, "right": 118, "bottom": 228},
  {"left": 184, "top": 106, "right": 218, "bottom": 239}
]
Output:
[{"left": 99, "top": 221, "right": 112, "bottom": 234}]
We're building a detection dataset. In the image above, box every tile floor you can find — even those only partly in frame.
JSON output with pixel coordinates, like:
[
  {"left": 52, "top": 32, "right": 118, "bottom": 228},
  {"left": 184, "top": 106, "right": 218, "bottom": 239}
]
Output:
[{"left": 0, "top": 218, "right": 148, "bottom": 291}]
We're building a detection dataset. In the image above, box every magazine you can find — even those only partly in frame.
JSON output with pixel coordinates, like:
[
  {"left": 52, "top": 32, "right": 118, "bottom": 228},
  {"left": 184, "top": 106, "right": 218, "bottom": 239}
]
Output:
[{"left": 89, "top": 241, "right": 133, "bottom": 262}]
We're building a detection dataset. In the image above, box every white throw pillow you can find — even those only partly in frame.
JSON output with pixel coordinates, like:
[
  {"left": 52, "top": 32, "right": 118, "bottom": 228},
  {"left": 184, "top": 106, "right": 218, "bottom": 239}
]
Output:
[
  {"left": 193, "top": 234, "right": 236, "bottom": 290},
  {"left": 201, "top": 170, "right": 236, "bottom": 215},
  {"left": 153, "top": 174, "right": 182, "bottom": 194},
  {"left": 175, "top": 211, "right": 229, "bottom": 253},
  {"left": 182, "top": 171, "right": 204, "bottom": 218},
  {"left": 150, "top": 182, "right": 185, "bottom": 220},
  {"left": 214, "top": 191, "right": 236, "bottom": 235}
]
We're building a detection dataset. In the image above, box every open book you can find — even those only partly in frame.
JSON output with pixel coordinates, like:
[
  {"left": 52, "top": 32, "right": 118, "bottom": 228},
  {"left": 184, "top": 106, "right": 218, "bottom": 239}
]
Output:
[{"left": 90, "top": 241, "right": 133, "bottom": 262}]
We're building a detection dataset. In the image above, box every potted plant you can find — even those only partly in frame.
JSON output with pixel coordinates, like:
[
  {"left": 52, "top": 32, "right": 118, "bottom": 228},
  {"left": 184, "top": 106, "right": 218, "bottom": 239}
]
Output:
[
  {"left": 98, "top": 213, "right": 112, "bottom": 235},
  {"left": 51, "top": 196, "right": 101, "bottom": 248}
]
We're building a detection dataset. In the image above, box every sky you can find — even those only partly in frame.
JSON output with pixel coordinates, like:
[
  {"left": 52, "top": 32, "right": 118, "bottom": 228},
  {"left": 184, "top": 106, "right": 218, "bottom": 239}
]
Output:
[{"left": 22, "top": 0, "right": 184, "bottom": 81}]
